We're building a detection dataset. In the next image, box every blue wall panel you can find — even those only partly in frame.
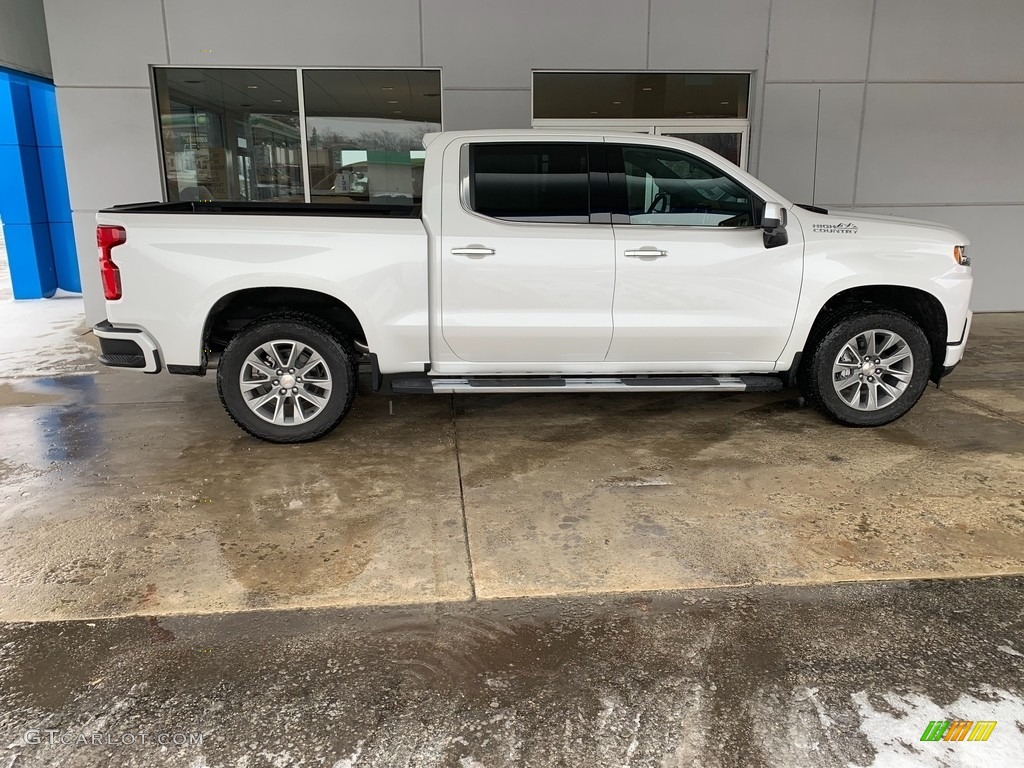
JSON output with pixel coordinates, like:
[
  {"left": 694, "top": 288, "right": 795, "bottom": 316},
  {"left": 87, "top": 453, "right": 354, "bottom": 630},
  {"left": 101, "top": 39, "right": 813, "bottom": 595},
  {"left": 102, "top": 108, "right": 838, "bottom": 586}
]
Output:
[
  {"left": 2, "top": 223, "right": 56, "bottom": 298},
  {"left": 48, "top": 221, "right": 80, "bottom": 293},
  {"left": 28, "top": 85, "right": 63, "bottom": 148},
  {"left": 0, "top": 67, "right": 77, "bottom": 298},
  {"left": 0, "top": 143, "right": 50, "bottom": 224}
]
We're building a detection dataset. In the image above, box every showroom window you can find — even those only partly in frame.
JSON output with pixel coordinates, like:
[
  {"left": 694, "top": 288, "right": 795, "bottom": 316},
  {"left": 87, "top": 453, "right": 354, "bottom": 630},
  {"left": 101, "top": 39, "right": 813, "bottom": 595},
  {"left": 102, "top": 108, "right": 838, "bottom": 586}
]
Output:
[
  {"left": 532, "top": 72, "right": 751, "bottom": 168},
  {"left": 153, "top": 68, "right": 442, "bottom": 204},
  {"left": 469, "top": 143, "right": 590, "bottom": 223}
]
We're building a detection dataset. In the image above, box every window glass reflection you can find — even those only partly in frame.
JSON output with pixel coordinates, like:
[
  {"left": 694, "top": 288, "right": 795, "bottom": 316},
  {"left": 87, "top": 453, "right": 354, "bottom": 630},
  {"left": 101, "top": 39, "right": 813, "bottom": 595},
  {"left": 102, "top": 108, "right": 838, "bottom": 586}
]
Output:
[
  {"left": 661, "top": 133, "right": 742, "bottom": 166},
  {"left": 302, "top": 70, "right": 442, "bottom": 206},
  {"left": 154, "top": 68, "right": 303, "bottom": 202},
  {"left": 533, "top": 72, "right": 749, "bottom": 120}
]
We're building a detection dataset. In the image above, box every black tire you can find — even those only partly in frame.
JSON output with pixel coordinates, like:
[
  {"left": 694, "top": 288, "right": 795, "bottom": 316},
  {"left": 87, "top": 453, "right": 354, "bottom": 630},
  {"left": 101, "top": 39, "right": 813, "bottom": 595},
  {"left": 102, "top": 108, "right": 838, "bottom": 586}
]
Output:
[
  {"left": 801, "top": 309, "right": 932, "bottom": 427},
  {"left": 217, "top": 314, "right": 356, "bottom": 443}
]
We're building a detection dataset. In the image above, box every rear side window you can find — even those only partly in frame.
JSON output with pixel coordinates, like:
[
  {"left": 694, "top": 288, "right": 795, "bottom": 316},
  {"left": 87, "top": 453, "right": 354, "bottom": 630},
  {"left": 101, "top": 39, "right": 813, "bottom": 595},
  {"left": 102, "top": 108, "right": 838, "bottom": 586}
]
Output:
[{"left": 469, "top": 143, "right": 589, "bottom": 223}]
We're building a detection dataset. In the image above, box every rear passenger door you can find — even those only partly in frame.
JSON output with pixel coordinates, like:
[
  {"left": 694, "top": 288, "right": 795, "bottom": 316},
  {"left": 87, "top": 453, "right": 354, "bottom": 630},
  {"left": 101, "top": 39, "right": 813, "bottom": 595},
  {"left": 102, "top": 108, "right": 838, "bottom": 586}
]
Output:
[{"left": 438, "top": 140, "right": 615, "bottom": 364}]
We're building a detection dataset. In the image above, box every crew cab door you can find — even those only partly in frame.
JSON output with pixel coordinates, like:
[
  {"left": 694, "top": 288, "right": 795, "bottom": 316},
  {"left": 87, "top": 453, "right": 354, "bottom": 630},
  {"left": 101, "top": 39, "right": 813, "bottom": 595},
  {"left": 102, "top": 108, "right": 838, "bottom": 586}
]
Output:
[
  {"left": 605, "top": 141, "right": 803, "bottom": 366},
  {"left": 438, "top": 140, "right": 615, "bottom": 364}
]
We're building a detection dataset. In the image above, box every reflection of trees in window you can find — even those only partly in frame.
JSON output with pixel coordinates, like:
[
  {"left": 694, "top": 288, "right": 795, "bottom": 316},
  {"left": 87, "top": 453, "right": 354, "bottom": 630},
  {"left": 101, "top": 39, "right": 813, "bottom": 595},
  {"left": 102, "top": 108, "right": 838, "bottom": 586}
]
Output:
[{"left": 354, "top": 126, "right": 430, "bottom": 152}]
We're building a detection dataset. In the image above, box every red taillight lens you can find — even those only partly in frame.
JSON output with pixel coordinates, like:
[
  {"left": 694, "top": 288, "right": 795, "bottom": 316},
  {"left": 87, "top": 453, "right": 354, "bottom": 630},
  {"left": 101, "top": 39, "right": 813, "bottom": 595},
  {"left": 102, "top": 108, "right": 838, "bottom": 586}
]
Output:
[{"left": 96, "top": 225, "right": 126, "bottom": 300}]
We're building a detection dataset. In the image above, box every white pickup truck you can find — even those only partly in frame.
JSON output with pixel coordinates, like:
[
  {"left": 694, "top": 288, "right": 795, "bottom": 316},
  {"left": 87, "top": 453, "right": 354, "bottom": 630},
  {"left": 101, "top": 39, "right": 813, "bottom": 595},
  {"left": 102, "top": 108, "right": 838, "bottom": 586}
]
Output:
[{"left": 94, "top": 130, "right": 973, "bottom": 443}]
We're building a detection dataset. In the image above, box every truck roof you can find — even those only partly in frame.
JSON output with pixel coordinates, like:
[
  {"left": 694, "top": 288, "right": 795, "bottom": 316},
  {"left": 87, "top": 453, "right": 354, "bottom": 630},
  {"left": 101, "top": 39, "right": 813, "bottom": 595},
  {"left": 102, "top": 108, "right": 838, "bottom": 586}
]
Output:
[{"left": 421, "top": 128, "right": 671, "bottom": 149}]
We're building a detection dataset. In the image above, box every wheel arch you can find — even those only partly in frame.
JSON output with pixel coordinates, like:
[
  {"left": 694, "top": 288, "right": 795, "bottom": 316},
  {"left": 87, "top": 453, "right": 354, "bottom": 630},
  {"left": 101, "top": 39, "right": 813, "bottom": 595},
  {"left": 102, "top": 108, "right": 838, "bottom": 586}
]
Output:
[
  {"left": 799, "top": 285, "right": 948, "bottom": 384},
  {"left": 204, "top": 287, "right": 368, "bottom": 362}
]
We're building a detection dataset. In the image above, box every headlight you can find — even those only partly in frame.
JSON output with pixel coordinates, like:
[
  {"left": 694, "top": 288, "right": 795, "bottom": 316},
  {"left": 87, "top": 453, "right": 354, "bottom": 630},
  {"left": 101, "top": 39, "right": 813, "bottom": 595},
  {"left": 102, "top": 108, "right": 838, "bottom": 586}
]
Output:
[{"left": 954, "top": 245, "right": 970, "bottom": 266}]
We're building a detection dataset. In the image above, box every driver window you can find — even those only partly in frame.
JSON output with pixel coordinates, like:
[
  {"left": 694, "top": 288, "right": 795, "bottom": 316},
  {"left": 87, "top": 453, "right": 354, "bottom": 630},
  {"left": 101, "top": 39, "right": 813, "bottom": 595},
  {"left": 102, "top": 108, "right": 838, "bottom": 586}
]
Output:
[{"left": 622, "top": 146, "right": 754, "bottom": 227}]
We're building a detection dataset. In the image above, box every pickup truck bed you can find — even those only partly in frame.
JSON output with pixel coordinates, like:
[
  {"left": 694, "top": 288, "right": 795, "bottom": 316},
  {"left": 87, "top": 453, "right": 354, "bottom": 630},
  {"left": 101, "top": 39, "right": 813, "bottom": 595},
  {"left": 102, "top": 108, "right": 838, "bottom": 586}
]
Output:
[{"left": 104, "top": 200, "right": 422, "bottom": 218}]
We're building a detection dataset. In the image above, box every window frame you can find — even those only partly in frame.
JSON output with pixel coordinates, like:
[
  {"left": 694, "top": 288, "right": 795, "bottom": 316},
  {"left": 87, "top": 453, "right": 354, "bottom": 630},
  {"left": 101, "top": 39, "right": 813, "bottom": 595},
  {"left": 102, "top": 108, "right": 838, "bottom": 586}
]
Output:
[
  {"left": 532, "top": 120, "right": 750, "bottom": 170},
  {"left": 531, "top": 70, "right": 753, "bottom": 169},
  {"left": 606, "top": 143, "right": 764, "bottom": 229},
  {"left": 459, "top": 141, "right": 611, "bottom": 226},
  {"left": 150, "top": 65, "right": 443, "bottom": 205}
]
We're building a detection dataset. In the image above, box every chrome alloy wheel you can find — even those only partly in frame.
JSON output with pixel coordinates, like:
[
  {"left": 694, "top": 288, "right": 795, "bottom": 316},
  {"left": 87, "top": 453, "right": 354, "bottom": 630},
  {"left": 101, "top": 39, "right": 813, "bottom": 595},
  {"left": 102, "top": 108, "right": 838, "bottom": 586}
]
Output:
[
  {"left": 239, "top": 339, "right": 333, "bottom": 425},
  {"left": 832, "top": 329, "right": 914, "bottom": 411}
]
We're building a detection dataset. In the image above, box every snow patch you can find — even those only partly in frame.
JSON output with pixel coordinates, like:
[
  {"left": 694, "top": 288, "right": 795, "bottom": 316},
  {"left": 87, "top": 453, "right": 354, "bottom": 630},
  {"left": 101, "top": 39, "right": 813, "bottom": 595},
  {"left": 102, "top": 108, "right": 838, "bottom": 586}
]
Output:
[
  {"left": 850, "top": 686, "right": 1024, "bottom": 768},
  {"left": 331, "top": 740, "right": 364, "bottom": 768},
  {"left": 0, "top": 232, "right": 94, "bottom": 379}
]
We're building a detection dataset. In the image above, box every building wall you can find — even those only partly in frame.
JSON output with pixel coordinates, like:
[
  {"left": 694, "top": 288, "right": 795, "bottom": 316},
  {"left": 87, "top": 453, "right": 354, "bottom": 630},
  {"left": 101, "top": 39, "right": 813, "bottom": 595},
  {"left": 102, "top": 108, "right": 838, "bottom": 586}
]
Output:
[
  {"left": 0, "top": 0, "right": 51, "bottom": 78},
  {"left": 41, "top": 0, "right": 1024, "bottom": 323}
]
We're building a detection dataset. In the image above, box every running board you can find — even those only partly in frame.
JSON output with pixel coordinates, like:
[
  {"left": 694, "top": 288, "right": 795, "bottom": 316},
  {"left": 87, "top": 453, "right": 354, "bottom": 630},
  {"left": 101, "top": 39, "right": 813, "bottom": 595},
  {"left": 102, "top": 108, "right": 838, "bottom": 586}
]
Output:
[{"left": 389, "top": 375, "right": 783, "bottom": 394}]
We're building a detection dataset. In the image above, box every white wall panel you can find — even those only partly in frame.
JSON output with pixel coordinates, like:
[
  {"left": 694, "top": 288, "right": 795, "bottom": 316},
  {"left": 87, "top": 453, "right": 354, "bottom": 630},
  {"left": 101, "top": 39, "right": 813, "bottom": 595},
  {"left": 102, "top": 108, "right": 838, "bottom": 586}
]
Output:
[
  {"left": 43, "top": 0, "right": 166, "bottom": 86},
  {"left": 857, "top": 83, "right": 1024, "bottom": 205},
  {"left": 0, "top": 0, "right": 52, "bottom": 77},
  {"left": 55, "top": 87, "right": 163, "bottom": 211},
  {"left": 758, "top": 83, "right": 863, "bottom": 206},
  {"left": 71, "top": 209, "right": 104, "bottom": 325},
  {"left": 649, "top": 0, "right": 771, "bottom": 72},
  {"left": 443, "top": 89, "right": 531, "bottom": 131},
  {"left": 767, "top": 0, "right": 872, "bottom": 82},
  {"left": 871, "top": 0, "right": 1024, "bottom": 82},
  {"left": 165, "top": 0, "right": 421, "bottom": 67},
  {"left": 423, "top": 0, "right": 648, "bottom": 89},
  {"left": 864, "top": 205, "right": 1024, "bottom": 312}
]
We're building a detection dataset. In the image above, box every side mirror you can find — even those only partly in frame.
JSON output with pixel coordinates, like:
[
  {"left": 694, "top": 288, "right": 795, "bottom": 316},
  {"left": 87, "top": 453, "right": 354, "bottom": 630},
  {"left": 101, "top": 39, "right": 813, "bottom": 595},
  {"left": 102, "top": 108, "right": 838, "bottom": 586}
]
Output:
[
  {"left": 761, "top": 201, "right": 787, "bottom": 233},
  {"left": 761, "top": 201, "right": 789, "bottom": 248}
]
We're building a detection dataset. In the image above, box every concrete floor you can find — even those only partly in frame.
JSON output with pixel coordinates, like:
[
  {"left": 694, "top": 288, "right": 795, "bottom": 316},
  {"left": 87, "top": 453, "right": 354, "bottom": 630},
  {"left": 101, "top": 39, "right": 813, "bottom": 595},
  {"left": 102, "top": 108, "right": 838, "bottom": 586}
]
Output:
[
  {"left": 1, "top": 312, "right": 1023, "bottom": 765},
  {"left": 1, "top": 314, "right": 1023, "bottom": 621}
]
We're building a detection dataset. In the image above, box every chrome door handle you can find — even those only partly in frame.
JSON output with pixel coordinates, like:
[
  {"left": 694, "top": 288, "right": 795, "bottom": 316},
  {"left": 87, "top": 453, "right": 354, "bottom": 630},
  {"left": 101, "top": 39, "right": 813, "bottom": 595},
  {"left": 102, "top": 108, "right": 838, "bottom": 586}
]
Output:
[
  {"left": 451, "top": 246, "right": 495, "bottom": 257},
  {"left": 624, "top": 248, "right": 668, "bottom": 259}
]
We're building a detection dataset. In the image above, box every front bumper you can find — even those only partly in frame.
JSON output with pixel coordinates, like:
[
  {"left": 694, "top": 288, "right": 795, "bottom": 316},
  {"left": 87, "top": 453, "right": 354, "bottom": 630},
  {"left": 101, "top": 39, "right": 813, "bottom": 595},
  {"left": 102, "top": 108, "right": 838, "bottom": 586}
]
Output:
[
  {"left": 93, "top": 321, "right": 162, "bottom": 373},
  {"left": 941, "top": 310, "right": 973, "bottom": 377}
]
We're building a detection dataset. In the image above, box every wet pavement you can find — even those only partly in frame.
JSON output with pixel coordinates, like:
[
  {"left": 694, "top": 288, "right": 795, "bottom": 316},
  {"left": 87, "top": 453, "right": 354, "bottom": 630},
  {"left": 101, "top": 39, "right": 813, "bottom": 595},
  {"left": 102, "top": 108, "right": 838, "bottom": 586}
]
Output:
[
  {"left": 0, "top": 315, "right": 1023, "bottom": 620},
  {"left": 0, "top": 311, "right": 1023, "bottom": 765},
  {"left": 1, "top": 577, "right": 1023, "bottom": 767}
]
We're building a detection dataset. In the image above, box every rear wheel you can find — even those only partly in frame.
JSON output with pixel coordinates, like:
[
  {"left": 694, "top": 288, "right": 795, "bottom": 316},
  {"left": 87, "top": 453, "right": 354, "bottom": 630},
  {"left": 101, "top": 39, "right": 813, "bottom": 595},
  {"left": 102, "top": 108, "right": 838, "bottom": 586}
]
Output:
[
  {"left": 217, "top": 315, "right": 356, "bottom": 443},
  {"left": 802, "top": 309, "right": 932, "bottom": 427}
]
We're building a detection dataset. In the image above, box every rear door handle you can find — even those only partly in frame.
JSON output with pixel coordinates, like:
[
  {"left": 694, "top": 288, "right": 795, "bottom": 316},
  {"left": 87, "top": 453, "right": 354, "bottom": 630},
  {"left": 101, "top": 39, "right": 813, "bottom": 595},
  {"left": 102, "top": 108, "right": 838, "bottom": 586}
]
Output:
[
  {"left": 451, "top": 246, "right": 495, "bottom": 257},
  {"left": 624, "top": 248, "right": 668, "bottom": 259}
]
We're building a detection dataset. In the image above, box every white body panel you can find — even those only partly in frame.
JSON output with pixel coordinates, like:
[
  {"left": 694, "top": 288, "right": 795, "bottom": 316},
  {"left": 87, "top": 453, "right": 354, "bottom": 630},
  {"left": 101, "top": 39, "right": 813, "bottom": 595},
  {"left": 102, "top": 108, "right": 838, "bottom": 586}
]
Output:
[
  {"left": 607, "top": 224, "right": 803, "bottom": 366},
  {"left": 437, "top": 133, "right": 615, "bottom": 363},
  {"left": 98, "top": 213, "right": 429, "bottom": 373},
  {"left": 97, "top": 129, "right": 973, "bottom": 383},
  {"left": 776, "top": 206, "right": 974, "bottom": 371}
]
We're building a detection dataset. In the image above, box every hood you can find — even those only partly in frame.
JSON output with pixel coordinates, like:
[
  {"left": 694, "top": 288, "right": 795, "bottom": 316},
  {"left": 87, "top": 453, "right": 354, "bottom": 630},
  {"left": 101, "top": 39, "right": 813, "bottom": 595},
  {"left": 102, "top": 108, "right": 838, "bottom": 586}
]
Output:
[{"left": 793, "top": 206, "right": 970, "bottom": 246}]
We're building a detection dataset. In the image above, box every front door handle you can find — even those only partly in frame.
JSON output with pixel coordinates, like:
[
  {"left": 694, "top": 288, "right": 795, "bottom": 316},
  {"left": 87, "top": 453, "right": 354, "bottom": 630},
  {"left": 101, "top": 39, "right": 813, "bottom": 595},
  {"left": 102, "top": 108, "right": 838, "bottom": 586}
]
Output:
[
  {"left": 451, "top": 246, "right": 495, "bottom": 257},
  {"left": 624, "top": 248, "right": 668, "bottom": 259}
]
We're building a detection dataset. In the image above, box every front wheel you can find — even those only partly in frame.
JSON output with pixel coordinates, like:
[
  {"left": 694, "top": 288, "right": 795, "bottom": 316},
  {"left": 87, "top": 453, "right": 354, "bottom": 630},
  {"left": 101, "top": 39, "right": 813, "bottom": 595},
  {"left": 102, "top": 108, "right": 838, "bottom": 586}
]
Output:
[
  {"left": 801, "top": 309, "right": 932, "bottom": 427},
  {"left": 217, "top": 315, "right": 356, "bottom": 443}
]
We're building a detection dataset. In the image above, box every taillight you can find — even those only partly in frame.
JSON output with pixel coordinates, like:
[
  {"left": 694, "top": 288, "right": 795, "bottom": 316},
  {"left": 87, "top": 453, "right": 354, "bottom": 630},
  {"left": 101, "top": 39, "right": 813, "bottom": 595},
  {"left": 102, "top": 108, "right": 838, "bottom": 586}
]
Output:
[{"left": 97, "top": 225, "right": 126, "bottom": 300}]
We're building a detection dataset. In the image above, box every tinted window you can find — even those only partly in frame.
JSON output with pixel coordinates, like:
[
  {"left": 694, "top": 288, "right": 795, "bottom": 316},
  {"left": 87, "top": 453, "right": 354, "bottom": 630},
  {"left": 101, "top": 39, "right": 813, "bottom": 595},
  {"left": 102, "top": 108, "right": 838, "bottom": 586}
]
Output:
[
  {"left": 302, "top": 69, "right": 440, "bottom": 207},
  {"left": 154, "top": 68, "right": 303, "bottom": 202},
  {"left": 534, "top": 72, "right": 749, "bottom": 120},
  {"left": 153, "top": 67, "right": 441, "bottom": 204},
  {"left": 470, "top": 144, "right": 589, "bottom": 223},
  {"left": 621, "top": 146, "right": 754, "bottom": 227}
]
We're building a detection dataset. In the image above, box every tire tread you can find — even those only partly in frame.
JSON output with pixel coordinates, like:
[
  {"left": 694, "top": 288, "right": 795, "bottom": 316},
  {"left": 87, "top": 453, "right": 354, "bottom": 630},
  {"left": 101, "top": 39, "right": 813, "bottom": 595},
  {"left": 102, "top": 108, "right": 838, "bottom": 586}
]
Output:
[
  {"left": 216, "top": 312, "right": 356, "bottom": 443},
  {"left": 802, "top": 308, "right": 931, "bottom": 428}
]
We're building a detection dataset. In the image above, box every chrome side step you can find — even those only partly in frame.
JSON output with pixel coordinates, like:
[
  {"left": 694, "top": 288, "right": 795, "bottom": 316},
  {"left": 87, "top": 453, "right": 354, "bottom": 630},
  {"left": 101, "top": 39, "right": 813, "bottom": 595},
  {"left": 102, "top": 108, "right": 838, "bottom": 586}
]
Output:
[{"left": 390, "top": 375, "right": 783, "bottom": 394}]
